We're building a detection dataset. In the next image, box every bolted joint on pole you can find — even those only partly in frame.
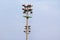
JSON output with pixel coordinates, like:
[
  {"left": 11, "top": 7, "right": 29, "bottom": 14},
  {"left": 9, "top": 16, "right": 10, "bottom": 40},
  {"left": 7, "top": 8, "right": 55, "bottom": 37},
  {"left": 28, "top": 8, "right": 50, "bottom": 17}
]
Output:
[{"left": 24, "top": 26, "right": 31, "bottom": 33}]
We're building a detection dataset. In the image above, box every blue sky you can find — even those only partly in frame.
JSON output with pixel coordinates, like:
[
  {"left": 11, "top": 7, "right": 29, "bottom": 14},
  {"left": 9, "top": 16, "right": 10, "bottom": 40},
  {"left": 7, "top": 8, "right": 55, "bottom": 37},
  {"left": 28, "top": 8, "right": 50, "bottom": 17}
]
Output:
[{"left": 0, "top": 0, "right": 60, "bottom": 40}]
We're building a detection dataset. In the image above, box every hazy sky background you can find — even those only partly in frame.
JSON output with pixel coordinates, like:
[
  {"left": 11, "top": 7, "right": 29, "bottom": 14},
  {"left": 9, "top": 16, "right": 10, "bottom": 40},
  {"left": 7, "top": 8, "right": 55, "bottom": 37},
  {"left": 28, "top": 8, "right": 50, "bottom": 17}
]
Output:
[{"left": 0, "top": 0, "right": 60, "bottom": 40}]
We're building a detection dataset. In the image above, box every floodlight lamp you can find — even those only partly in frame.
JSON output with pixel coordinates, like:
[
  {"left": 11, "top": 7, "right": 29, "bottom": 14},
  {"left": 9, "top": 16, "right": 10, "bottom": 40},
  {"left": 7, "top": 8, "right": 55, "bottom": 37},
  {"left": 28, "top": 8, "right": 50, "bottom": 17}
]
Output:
[
  {"left": 22, "top": 4, "right": 25, "bottom": 6},
  {"left": 28, "top": 9, "right": 32, "bottom": 11},
  {"left": 29, "top": 31, "right": 31, "bottom": 32},
  {"left": 27, "top": 5, "right": 32, "bottom": 7},
  {"left": 30, "top": 11, "right": 32, "bottom": 14},
  {"left": 28, "top": 26, "right": 31, "bottom": 27}
]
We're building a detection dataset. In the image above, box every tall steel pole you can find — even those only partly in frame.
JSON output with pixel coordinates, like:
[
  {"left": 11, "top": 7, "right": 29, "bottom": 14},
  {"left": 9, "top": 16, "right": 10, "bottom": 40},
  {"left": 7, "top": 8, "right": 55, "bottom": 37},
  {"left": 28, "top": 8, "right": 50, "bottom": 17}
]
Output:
[
  {"left": 22, "top": 4, "right": 33, "bottom": 40},
  {"left": 26, "top": 13, "right": 28, "bottom": 40}
]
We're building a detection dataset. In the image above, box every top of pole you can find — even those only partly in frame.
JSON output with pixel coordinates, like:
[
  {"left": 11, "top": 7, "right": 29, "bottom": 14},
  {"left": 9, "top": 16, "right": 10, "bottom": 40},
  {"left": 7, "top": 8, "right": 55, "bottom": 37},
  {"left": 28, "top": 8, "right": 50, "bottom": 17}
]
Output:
[{"left": 22, "top": 4, "right": 33, "bottom": 14}]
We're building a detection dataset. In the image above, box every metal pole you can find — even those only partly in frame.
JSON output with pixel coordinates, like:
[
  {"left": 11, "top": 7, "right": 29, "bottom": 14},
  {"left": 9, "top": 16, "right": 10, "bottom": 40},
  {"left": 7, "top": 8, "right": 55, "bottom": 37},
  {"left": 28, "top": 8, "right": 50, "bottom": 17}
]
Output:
[
  {"left": 22, "top": 4, "right": 32, "bottom": 40},
  {"left": 26, "top": 13, "right": 28, "bottom": 40}
]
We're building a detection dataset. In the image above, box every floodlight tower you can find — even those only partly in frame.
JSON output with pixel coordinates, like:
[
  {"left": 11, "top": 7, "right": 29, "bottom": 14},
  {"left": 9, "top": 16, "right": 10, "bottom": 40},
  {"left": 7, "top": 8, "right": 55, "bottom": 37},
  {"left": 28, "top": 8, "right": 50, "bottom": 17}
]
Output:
[{"left": 22, "top": 4, "right": 32, "bottom": 40}]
